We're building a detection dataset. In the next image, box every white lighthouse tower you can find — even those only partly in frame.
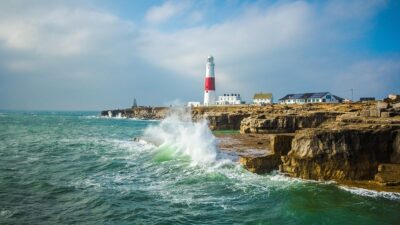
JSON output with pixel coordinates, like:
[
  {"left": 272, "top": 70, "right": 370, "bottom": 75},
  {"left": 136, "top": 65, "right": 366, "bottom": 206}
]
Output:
[{"left": 204, "top": 55, "right": 216, "bottom": 106}]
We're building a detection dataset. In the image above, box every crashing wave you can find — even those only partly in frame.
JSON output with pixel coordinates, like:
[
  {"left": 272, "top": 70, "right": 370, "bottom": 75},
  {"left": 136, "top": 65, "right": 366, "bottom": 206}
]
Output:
[{"left": 144, "top": 107, "right": 218, "bottom": 165}]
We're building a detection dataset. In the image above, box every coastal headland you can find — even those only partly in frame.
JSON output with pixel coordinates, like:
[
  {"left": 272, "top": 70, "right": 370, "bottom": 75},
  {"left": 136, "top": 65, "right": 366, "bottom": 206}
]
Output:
[{"left": 102, "top": 101, "right": 400, "bottom": 192}]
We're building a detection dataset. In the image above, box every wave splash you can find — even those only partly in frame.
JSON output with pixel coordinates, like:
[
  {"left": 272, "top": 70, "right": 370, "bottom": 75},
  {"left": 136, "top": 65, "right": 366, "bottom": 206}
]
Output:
[
  {"left": 144, "top": 108, "right": 218, "bottom": 165},
  {"left": 338, "top": 186, "right": 400, "bottom": 200}
]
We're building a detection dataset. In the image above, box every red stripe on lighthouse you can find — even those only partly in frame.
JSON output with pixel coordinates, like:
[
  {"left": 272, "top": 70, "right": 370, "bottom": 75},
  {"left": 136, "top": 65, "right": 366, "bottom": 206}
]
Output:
[{"left": 205, "top": 77, "right": 215, "bottom": 91}]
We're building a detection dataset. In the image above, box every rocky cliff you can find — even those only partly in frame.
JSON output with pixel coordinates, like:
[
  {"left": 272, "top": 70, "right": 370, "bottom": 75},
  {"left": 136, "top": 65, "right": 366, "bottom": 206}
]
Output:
[
  {"left": 280, "top": 127, "right": 395, "bottom": 180},
  {"left": 103, "top": 100, "right": 400, "bottom": 190},
  {"left": 240, "top": 112, "right": 341, "bottom": 134},
  {"left": 211, "top": 101, "right": 400, "bottom": 191},
  {"left": 238, "top": 101, "right": 400, "bottom": 190}
]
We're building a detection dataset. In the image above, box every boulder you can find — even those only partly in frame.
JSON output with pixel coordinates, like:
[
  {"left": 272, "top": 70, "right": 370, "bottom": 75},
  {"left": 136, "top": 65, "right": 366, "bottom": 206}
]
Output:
[
  {"left": 360, "top": 110, "right": 370, "bottom": 117},
  {"left": 393, "top": 103, "right": 400, "bottom": 110},
  {"left": 237, "top": 134, "right": 294, "bottom": 174},
  {"left": 239, "top": 154, "right": 280, "bottom": 174},
  {"left": 377, "top": 101, "right": 389, "bottom": 110},
  {"left": 374, "top": 163, "right": 400, "bottom": 186},
  {"left": 380, "top": 112, "right": 393, "bottom": 118},
  {"left": 369, "top": 108, "right": 380, "bottom": 117}
]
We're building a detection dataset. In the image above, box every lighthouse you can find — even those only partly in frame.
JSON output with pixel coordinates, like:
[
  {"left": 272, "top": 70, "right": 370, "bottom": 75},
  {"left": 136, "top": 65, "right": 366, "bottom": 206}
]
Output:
[{"left": 204, "top": 55, "right": 216, "bottom": 106}]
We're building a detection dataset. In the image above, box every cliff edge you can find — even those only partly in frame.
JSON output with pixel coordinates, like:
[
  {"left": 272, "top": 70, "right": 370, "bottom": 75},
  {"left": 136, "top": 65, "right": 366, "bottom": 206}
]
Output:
[{"left": 103, "top": 100, "right": 400, "bottom": 191}]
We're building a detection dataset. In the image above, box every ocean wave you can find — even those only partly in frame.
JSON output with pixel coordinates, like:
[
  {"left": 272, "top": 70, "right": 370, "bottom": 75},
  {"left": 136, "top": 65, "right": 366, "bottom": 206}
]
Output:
[
  {"left": 339, "top": 186, "right": 400, "bottom": 200},
  {"left": 111, "top": 138, "right": 156, "bottom": 153},
  {"left": 59, "top": 136, "right": 155, "bottom": 153},
  {"left": 144, "top": 108, "right": 218, "bottom": 166}
]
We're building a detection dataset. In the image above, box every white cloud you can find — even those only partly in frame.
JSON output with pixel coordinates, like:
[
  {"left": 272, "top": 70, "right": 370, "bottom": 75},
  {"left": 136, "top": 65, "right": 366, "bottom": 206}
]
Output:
[
  {"left": 134, "top": 0, "right": 399, "bottom": 101},
  {"left": 145, "top": 0, "right": 191, "bottom": 24},
  {"left": 137, "top": 1, "right": 314, "bottom": 77},
  {"left": 0, "top": 0, "right": 398, "bottom": 109},
  {"left": 187, "top": 10, "right": 204, "bottom": 24},
  {"left": 0, "top": 8, "right": 134, "bottom": 57}
]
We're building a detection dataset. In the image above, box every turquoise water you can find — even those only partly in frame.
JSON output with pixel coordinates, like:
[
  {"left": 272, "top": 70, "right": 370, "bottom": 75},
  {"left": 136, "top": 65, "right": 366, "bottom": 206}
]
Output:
[{"left": 0, "top": 111, "right": 399, "bottom": 225}]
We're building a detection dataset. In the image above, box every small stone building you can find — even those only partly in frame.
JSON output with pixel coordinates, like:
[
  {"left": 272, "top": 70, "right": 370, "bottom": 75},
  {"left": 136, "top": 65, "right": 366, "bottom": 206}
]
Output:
[{"left": 253, "top": 93, "right": 273, "bottom": 105}]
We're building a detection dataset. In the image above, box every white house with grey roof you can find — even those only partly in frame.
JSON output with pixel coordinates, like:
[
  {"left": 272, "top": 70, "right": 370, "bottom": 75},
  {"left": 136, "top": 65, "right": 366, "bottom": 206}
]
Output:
[
  {"left": 279, "top": 92, "right": 343, "bottom": 104},
  {"left": 253, "top": 93, "right": 273, "bottom": 105}
]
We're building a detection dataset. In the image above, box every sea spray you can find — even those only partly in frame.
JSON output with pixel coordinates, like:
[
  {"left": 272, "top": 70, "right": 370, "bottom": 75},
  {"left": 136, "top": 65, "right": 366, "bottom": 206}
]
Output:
[
  {"left": 144, "top": 107, "right": 217, "bottom": 165},
  {"left": 141, "top": 108, "right": 400, "bottom": 202}
]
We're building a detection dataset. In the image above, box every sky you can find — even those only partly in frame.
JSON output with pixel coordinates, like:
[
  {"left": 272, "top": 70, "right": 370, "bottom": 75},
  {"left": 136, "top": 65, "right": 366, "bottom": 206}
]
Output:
[{"left": 0, "top": 0, "right": 399, "bottom": 110}]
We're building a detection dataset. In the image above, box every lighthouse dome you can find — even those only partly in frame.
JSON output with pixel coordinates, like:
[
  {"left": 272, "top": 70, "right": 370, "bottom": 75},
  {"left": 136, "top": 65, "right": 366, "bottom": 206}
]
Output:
[{"left": 207, "top": 55, "right": 214, "bottom": 63}]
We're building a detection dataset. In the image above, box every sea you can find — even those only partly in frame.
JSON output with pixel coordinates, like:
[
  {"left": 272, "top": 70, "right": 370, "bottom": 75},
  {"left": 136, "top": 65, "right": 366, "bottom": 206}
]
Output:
[{"left": 0, "top": 111, "right": 400, "bottom": 225}]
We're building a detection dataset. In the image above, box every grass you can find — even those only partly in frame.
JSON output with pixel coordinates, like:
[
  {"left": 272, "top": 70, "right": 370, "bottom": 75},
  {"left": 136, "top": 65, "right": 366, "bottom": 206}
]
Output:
[{"left": 212, "top": 130, "right": 240, "bottom": 135}]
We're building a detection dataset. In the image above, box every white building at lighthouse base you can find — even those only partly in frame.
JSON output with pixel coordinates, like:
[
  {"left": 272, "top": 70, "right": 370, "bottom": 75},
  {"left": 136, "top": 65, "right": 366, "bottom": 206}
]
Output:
[{"left": 216, "top": 93, "right": 244, "bottom": 105}]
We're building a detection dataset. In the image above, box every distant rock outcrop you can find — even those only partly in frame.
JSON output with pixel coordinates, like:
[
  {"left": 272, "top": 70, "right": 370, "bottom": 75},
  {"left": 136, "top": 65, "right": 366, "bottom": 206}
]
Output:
[{"left": 101, "top": 107, "right": 168, "bottom": 120}]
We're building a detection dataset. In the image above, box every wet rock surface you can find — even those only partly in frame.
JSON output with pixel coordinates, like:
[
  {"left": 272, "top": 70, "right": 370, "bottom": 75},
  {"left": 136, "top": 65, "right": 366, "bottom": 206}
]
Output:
[{"left": 217, "top": 133, "right": 294, "bottom": 174}]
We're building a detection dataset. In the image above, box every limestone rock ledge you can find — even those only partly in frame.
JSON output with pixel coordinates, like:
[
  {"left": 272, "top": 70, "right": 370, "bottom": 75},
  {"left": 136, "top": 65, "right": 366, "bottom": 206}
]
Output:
[
  {"left": 234, "top": 134, "right": 294, "bottom": 174},
  {"left": 281, "top": 128, "right": 395, "bottom": 181},
  {"left": 193, "top": 112, "right": 250, "bottom": 130},
  {"left": 240, "top": 112, "right": 341, "bottom": 134}
]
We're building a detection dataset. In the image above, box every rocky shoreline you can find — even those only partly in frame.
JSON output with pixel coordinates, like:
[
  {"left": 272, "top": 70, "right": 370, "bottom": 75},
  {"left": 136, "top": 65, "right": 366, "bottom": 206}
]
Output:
[{"left": 102, "top": 100, "right": 400, "bottom": 192}]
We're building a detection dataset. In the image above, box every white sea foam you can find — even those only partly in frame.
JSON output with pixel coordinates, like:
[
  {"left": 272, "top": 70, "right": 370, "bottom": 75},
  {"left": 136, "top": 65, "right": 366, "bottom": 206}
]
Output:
[
  {"left": 144, "top": 107, "right": 218, "bottom": 165},
  {"left": 93, "top": 115, "right": 160, "bottom": 122},
  {"left": 0, "top": 209, "right": 14, "bottom": 218},
  {"left": 99, "top": 115, "right": 126, "bottom": 120},
  {"left": 81, "top": 115, "right": 101, "bottom": 119},
  {"left": 81, "top": 114, "right": 126, "bottom": 120},
  {"left": 339, "top": 186, "right": 400, "bottom": 200},
  {"left": 111, "top": 138, "right": 155, "bottom": 153}
]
